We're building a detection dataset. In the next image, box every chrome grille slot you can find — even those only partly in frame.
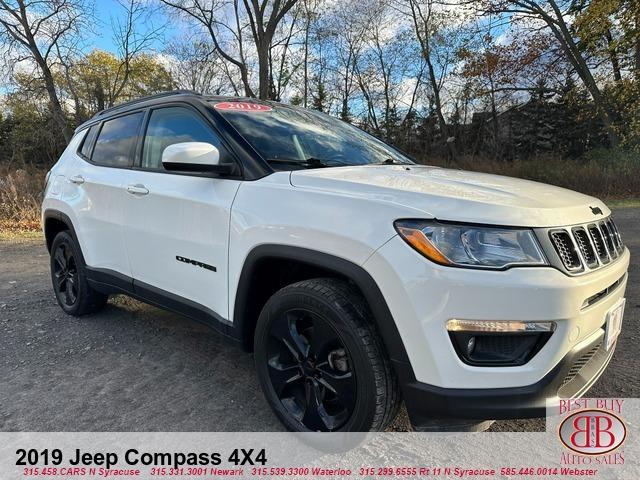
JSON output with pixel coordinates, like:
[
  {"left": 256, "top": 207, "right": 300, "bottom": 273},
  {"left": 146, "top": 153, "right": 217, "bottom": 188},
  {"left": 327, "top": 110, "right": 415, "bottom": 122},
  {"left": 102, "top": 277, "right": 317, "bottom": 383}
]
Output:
[
  {"left": 607, "top": 219, "right": 623, "bottom": 253},
  {"left": 543, "top": 216, "right": 625, "bottom": 275},
  {"left": 600, "top": 221, "right": 618, "bottom": 260},
  {"left": 588, "top": 224, "right": 610, "bottom": 264},
  {"left": 550, "top": 230, "right": 582, "bottom": 271},
  {"left": 573, "top": 227, "right": 597, "bottom": 268}
]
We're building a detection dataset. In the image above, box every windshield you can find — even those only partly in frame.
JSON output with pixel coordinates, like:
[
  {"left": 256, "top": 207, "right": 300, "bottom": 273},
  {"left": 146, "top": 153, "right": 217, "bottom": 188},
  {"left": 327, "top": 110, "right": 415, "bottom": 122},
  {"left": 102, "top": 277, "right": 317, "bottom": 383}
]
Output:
[{"left": 211, "top": 101, "right": 414, "bottom": 169}]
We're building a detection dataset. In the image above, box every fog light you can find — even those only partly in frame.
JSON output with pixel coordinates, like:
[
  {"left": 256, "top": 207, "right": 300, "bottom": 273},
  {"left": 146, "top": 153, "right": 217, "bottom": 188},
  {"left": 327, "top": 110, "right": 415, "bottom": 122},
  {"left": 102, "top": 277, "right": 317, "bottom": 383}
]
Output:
[
  {"left": 466, "top": 337, "right": 476, "bottom": 356},
  {"left": 447, "top": 319, "right": 555, "bottom": 366},
  {"left": 447, "top": 319, "right": 556, "bottom": 333}
]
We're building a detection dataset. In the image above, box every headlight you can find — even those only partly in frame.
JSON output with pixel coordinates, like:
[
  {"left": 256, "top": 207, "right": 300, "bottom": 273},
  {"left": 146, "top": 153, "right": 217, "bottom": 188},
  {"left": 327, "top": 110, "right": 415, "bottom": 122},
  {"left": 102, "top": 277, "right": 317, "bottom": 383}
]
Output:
[{"left": 394, "top": 220, "right": 547, "bottom": 269}]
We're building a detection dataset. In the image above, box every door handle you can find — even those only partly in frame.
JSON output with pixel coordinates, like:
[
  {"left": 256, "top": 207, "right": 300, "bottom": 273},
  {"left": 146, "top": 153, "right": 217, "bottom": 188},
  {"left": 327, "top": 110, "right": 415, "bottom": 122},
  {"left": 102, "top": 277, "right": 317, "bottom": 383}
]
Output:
[
  {"left": 69, "top": 175, "right": 85, "bottom": 185},
  {"left": 126, "top": 184, "right": 149, "bottom": 195}
]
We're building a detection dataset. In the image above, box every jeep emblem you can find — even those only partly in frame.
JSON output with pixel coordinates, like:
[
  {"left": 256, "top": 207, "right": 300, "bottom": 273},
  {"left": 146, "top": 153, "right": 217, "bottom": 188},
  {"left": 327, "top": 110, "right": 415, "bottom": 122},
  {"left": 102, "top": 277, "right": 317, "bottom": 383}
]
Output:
[{"left": 590, "top": 206, "right": 603, "bottom": 215}]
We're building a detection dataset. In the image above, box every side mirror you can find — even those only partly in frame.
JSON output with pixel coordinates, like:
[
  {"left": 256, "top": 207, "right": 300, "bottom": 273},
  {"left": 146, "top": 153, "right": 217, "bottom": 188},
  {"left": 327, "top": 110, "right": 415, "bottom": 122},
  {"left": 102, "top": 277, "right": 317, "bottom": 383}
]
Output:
[{"left": 162, "top": 142, "right": 235, "bottom": 174}]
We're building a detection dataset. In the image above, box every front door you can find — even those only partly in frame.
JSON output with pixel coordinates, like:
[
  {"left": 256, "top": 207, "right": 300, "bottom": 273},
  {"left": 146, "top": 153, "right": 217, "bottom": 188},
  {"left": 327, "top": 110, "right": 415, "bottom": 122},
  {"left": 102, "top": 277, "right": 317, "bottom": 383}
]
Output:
[{"left": 121, "top": 105, "right": 241, "bottom": 320}]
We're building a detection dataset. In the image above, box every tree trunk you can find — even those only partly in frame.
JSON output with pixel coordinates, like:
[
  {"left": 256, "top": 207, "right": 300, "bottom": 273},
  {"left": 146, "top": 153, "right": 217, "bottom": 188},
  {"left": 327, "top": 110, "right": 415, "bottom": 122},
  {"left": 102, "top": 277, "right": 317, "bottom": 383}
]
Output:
[
  {"left": 635, "top": 6, "right": 640, "bottom": 77},
  {"left": 257, "top": 42, "right": 271, "bottom": 99},
  {"left": 303, "top": 12, "right": 310, "bottom": 107},
  {"left": 425, "top": 47, "right": 455, "bottom": 159},
  {"left": 604, "top": 29, "right": 622, "bottom": 82},
  {"left": 31, "top": 49, "right": 72, "bottom": 142},
  {"left": 545, "top": 0, "right": 620, "bottom": 147}
]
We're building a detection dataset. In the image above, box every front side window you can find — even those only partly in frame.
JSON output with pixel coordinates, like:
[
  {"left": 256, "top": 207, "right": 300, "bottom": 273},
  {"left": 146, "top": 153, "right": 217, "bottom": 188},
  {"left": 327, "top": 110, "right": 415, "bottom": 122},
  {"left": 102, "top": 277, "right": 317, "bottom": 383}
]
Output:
[
  {"left": 212, "top": 101, "right": 413, "bottom": 170},
  {"left": 142, "top": 106, "right": 225, "bottom": 170},
  {"left": 92, "top": 112, "right": 144, "bottom": 167}
]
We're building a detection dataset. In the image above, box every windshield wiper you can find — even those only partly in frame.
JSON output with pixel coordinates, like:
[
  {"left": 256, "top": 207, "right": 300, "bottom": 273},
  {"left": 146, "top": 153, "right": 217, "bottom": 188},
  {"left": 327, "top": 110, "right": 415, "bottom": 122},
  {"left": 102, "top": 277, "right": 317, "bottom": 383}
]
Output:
[
  {"left": 266, "top": 157, "right": 332, "bottom": 168},
  {"left": 376, "top": 158, "right": 411, "bottom": 165}
]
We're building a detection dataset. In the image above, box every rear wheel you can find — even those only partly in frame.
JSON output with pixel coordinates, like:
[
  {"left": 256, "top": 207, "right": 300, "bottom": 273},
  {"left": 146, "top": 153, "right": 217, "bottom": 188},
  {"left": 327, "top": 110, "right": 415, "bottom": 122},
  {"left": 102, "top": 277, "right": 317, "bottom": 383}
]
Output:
[
  {"left": 254, "top": 278, "right": 400, "bottom": 432},
  {"left": 50, "top": 231, "right": 108, "bottom": 316}
]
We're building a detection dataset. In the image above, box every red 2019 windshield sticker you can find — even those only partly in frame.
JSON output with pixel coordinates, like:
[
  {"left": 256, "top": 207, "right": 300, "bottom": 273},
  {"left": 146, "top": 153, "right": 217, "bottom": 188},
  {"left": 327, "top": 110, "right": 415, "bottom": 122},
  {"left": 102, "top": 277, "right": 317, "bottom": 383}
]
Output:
[{"left": 214, "top": 102, "right": 273, "bottom": 112}]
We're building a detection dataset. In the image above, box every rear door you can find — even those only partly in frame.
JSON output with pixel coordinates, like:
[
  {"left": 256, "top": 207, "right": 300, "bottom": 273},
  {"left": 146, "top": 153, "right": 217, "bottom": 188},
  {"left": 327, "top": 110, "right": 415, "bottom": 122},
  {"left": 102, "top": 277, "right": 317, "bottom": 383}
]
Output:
[
  {"left": 69, "top": 112, "right": 144, "bottom": 276},
  {"left": 120, "top": 104, "right": 241, "bottom": 320}
]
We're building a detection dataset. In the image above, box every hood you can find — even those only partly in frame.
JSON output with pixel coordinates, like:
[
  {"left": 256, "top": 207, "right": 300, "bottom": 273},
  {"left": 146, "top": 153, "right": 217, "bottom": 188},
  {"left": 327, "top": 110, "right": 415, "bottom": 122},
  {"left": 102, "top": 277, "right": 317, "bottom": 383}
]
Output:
[{"left": 289, "top": 165, "right": 610, "bottom": 227}]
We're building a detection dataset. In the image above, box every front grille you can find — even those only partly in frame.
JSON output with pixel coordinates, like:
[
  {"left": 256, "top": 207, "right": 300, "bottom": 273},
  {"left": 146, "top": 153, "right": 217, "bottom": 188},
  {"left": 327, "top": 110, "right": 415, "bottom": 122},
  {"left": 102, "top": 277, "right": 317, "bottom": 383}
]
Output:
[
  {"left": 573, "top": 228, "right": 597, "bottom": 268},
  {"left": 606, "top": 219, "right": 623, "bottom": 253},
  {"left": 547, "top": 217, "right": 624, "bottom": 275},
  {"left": 588, "top": 224, "right": 609, "bottom": 264},
  {"left": 550, "top": 230, "right": 582, "bottom": 271},
  {"left": 600, "top": 221, "right": 618, "bottom": 260}
]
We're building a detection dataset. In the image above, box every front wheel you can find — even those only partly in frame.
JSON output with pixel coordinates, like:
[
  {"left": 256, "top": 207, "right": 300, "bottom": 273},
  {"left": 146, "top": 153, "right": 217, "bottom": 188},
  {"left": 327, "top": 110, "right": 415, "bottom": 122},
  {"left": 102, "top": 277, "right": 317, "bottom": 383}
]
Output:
[{"left": 254, "top": 278, "right": 400, "bottom": 432}]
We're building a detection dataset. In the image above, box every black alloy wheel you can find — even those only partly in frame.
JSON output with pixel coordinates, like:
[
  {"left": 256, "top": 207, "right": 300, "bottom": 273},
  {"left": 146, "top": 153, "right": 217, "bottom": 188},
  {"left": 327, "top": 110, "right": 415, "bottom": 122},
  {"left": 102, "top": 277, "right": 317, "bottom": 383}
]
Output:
[
  {"left": 266, "top": 308, "right": 356, "bottom": 431},
  {"left": 254, "top": 278, "right": 401, "bottom": 432},
  {"left": 52, "top": 241, "right": 78, "bottom": 307},
  {"left": 50, "top": 231, "right": 108, "bottom": 316}
]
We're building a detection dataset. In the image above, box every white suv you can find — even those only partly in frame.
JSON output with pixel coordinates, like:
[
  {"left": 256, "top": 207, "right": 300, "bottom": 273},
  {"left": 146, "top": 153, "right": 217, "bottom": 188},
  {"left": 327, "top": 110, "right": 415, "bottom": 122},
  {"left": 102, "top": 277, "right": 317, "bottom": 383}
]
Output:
[{"left": 42, "top": 91, "right": 629, "bottom": 432}]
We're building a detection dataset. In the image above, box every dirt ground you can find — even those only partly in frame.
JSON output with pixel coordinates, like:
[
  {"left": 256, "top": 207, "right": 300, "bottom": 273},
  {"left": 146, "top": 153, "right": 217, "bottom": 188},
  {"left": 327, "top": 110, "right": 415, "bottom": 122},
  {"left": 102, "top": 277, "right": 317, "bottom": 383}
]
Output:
[{"left": 1, "top": 208, "right": 638, "bottom": 432}]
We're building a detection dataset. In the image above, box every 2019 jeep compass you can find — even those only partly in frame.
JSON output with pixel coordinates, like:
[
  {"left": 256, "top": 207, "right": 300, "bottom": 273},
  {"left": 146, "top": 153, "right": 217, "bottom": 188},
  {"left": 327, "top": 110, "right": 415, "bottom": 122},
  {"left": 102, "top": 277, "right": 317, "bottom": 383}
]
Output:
[{"left": 42, "top": 91, "right": 629, "bottom": 432}]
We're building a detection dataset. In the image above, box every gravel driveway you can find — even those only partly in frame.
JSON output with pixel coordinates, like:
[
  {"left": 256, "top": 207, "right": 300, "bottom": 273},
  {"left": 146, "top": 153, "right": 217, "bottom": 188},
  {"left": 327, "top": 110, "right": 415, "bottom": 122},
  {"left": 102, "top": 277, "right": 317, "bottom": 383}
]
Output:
[{"left": 1, "top": 208, "right": 638, "bottom": 432}]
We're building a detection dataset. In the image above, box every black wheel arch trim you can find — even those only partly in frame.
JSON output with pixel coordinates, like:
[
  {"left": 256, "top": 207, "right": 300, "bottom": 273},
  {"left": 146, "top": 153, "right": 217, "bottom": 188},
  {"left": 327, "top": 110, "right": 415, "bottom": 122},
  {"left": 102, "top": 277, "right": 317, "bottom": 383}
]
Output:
[
  {"left": 43, "top": 209, "right": 84, "bottom": 258},
  {"left": 233, "top": 244, "right": 413, "bottom": 371}
]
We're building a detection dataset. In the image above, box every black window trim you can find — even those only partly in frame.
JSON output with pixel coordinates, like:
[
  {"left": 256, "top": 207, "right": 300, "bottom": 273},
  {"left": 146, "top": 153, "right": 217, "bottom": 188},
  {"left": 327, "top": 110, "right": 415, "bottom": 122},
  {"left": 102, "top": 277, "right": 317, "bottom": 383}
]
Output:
[
  {"left": 72, "top": 95, "right": 270, "bottom": 180},
  {"left": 134, "top": 101, "right": 244, "bottom": 179},
  {"left": 76, "top": 124, "right": 100, "bottom": 161},
  {"left": 75, "top": 109, "right": 145, "bottom": 169}
]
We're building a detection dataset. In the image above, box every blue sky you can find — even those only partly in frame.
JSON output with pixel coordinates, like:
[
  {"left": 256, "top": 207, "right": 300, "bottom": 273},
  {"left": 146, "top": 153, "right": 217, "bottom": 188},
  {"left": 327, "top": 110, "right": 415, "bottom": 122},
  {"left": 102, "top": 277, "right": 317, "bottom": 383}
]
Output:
[{"left": 90, "top": 0, "right": 180, "bottom": 54}]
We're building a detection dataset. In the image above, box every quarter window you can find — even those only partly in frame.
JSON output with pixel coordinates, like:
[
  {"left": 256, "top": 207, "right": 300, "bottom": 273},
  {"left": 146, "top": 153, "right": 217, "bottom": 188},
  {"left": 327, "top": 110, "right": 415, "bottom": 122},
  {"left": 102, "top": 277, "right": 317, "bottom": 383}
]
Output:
[
  {"left": 142, "top": 107, "right": 225, "bottom": 170},
  {"left": 79, "top": 125, "right": 99, "bottom": 158},
  {"left": 92, "top": 112, "right": 144, "bottom": 167}
]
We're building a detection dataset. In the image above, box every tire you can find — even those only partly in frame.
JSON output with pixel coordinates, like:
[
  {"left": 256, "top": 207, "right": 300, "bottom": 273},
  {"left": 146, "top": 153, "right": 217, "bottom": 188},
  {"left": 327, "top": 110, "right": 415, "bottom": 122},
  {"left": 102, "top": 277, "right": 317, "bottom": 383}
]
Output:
[
  {"left": 254, "top": 278, "right": 400, "bottom": 432},
  {"left": 50, "top": 230, "right": 108, "bottom": 316}
]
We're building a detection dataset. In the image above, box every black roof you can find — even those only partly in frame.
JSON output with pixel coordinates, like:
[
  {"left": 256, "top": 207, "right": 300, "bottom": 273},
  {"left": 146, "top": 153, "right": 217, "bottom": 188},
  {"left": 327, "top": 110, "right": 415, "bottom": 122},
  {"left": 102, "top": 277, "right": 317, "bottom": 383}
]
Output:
[{"left": 75, "top": 90, "right": 278, "bottom": 132}]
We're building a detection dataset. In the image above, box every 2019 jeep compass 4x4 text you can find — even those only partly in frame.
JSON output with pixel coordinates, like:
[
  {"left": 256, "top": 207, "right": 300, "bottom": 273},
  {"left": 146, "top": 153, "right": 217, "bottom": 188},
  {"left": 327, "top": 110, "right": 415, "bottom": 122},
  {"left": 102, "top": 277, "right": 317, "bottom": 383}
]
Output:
[{"left": 42, "top": 91, "right": 629, "bottom": 432}]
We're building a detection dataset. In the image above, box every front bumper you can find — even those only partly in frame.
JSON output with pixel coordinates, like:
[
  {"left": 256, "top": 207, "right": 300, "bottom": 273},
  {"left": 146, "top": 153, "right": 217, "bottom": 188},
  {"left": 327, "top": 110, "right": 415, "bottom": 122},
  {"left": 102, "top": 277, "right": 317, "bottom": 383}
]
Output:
[
  {"left": 363, "top": 236, "right": 629, "bottom": 424},
  {"left": 399, "top": 328, "right": 614, "bottom": 424}
]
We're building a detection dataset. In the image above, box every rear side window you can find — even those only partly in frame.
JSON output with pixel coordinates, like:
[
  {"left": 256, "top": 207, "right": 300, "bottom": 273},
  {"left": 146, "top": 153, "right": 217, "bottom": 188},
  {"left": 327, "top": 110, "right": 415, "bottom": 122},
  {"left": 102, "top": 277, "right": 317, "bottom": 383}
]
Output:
[
  {"left": 142, "top": 106, "right": 225, "bottom": 170},
  {"left": 79, "top": 125, "right": 99, "bottom": 158},
  {"left": 92, "top": 112, "right": 144, "bottom": 167}
]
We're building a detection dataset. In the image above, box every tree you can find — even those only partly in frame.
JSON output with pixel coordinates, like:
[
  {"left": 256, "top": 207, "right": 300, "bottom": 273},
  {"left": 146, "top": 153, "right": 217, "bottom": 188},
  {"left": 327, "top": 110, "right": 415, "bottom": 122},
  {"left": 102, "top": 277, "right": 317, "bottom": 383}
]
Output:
[
  {"left": 482, "top": 0, "right": 621, "bottom": 147},
  {"left": 160, "top": 0, "right": 256, "bottom": 97},
  {"left": 165, "top": 39, "right": 240, "bottom": 94},
  {"left": 243, "top": 0, "right": 300, "bottom": 99},
  {"left": 402, "top": 0, "right": 470, "bottom": 158},
  {"left": 0, "top": 0, "right": 90, "bottom": 142},
  {"left": 161, "top": 0, "right": 301, "bottom": 99},
  {"left": 321, "top": 0, "right": 370, "bottom": 121},
  {"left": 457, "top": 29, "right": 569, "bottom": 155},
  {"left": 109, "top": 0, "right": 164, "bottom": 107},
  {"left": 67, "top": 50, "right": 175, "bottom": 118}
]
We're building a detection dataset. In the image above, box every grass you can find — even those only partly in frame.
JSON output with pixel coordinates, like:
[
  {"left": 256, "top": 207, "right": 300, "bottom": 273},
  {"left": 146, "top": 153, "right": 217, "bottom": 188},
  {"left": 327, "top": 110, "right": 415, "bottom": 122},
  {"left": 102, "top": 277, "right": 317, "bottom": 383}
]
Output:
[
  {"left": 0, "top": 229, "right": 43, "bottom": 241},
  {"left": 604, "top": 198, "right": 640, "bottom": 208},
  {"left": 420, "top": 149, "right": 640, "bottom": 199}
]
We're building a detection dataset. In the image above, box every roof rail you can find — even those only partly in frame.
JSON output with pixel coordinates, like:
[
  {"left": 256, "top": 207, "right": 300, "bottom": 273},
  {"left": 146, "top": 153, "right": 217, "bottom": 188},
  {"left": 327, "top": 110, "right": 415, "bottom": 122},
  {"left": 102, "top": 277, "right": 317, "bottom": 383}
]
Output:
[{"left": 92, "top": 90, "right": 201, "bottom": 118}]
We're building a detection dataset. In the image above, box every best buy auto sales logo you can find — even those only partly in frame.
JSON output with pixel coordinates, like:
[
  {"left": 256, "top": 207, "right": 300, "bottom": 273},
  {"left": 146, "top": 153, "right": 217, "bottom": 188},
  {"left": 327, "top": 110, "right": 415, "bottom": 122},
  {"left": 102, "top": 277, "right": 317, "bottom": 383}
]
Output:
[
  {"left": 559, "top": 409, "right": 626, "bottom": 455},
  {"left": 558, "top": 400, "right": 627, "bottom": 466}
]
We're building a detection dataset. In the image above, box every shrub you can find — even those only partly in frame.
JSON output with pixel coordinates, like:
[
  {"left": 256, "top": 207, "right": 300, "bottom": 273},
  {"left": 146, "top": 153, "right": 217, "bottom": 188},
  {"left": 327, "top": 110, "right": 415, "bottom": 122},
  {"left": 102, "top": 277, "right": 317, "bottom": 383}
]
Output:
[
  {"left": 420, "top": 149, "right": 640, "bottom": 199},
  {"left": 0, "top": 166, "right": 44, "bottom": 232}
]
